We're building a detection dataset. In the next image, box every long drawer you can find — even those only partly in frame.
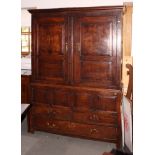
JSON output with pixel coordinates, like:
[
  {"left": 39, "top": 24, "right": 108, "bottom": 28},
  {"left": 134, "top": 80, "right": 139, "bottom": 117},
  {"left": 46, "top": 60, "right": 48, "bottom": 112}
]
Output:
[{"left": 32, "top": 116, "right": 117, "bottom": 142}]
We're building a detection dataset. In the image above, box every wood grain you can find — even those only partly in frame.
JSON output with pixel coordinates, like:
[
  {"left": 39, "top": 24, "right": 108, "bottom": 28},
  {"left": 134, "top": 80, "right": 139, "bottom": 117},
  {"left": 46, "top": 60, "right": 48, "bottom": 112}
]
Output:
[{"left": 28, "top": 6, "right": 123, "bottom": 148}]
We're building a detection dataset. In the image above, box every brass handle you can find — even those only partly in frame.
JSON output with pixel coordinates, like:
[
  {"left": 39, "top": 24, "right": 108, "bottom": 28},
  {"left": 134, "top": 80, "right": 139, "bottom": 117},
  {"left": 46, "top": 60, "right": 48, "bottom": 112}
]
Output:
[
  {"left": 90, "top": 128, "right": 98, "bottom": 134},
  {"left": 51, "top": 123, "right": 56, "bottom": 128},
  {"left": 89, "top": 114, "right": 99, "bottom": 121},
  {"left": 47, "top": 122, "right": 56, "bottom": 128}
]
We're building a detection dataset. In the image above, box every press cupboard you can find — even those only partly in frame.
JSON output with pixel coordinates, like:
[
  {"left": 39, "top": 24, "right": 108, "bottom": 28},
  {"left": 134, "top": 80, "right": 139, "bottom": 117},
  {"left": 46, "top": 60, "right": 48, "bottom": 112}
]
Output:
[{"left": 28, "top": 6, "right": 123, "bottom": 147}]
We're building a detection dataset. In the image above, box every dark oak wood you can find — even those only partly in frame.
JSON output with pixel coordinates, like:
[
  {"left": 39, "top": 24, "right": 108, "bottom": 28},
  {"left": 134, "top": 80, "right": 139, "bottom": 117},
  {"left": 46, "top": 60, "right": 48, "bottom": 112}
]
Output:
[
  {"left": 21, "top": 75, "right": 31, "bottom": 103},
  {"left": 28, "top": 6, "right": 123, "bottom": 148},
  {"left": 21, "top": 104, "right": 31, "bottom": 122}
]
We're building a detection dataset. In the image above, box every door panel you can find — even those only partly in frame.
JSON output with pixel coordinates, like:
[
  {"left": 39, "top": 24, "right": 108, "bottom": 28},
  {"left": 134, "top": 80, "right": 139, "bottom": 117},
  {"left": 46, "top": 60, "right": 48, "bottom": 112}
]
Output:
[
  {"left": 31, "top": 85, "right": 75, "bottom": 109},
  {"left": 74, "top": 90, "right": 117, "bottom": 112},
  {"left": 73, "top": 15, "right": 122, "bottom": 88},
  {"left": 32, "top": 16, "right": 69, "bottom": 84}
]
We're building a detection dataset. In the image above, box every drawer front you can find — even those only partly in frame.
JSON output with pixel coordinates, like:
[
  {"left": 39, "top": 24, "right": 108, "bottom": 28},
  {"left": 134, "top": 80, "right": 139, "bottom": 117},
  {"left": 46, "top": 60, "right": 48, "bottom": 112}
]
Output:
[
  {"left": 50, "top": 107, "right": 72, "bottom": 121},
  {"left": 73, "top": 111, "right": 117, "bottom": 126},
  {"left": 68, "top": 122, "right": 117, "bottom": 141},
  {"left": 31, "top": 105, "right": 72, "bottom": 121},
  {"left": 32, "top": 117, "right": 117, "bottom": 141},
  {"left": 32, "top": 116, "right": 69, "bottom": 133}
]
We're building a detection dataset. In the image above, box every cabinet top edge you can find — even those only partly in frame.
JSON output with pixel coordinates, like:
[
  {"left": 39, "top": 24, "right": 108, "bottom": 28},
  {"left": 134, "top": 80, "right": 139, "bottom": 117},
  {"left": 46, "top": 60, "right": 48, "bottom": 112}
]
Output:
[{"left": 28, "top": 6, "right": 123, "bottom": 14}]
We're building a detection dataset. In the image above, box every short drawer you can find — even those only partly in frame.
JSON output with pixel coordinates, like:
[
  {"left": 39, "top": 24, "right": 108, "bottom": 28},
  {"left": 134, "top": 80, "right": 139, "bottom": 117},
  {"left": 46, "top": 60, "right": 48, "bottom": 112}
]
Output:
[
  {"left": 32, "top": 117, "right": 71, "bottom": 134},
  {"left": 31, "top": 105, "right": 72, "bottom": 121},
  {"left": 50, "top": 107, "right": 72, "bottom": 121},
  {"left": 73, "top": 111, "right": 117, "bottom": 126}
]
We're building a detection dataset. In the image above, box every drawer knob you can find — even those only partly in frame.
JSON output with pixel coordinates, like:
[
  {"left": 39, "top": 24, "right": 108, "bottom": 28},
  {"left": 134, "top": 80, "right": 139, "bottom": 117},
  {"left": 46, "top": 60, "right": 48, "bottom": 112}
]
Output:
[
  {"left": 90, "top": 128, "right": 98, "bottom": 134},
  {"left": 89, "top": 114, "right": 99, "bottom": 121},
  {"left": 51, "top": 123, "right": 56, "bottom": 128},
  {"left": 47, "top": 122, "right": 56, "bottom": 128}
]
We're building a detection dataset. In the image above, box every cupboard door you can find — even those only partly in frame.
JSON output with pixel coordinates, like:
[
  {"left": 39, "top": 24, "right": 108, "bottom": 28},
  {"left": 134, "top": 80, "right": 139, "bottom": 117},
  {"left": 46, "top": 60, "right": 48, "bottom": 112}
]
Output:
[
  {"left": 32, "top": 16, "right": 69, "bottom": 84},
  {"left": 73, "top": 14, "right": 122, "bottom": 89}
]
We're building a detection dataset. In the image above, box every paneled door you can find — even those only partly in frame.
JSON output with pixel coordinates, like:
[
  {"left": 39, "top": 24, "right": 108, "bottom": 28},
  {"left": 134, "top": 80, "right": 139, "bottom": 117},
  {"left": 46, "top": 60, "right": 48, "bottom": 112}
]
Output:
[
  {"left": 73, "top": 13, "right": 122, "bottom": 89},
  {"left": 32, "top": 16, "right": 69, "bottom": 84}
]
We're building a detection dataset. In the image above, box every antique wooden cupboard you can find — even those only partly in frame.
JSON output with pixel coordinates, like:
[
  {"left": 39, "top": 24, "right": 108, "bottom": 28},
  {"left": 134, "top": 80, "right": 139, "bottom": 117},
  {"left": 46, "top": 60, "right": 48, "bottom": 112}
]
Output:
[{"left": 28, "top": 6, "right": 123, "bottom": 147}]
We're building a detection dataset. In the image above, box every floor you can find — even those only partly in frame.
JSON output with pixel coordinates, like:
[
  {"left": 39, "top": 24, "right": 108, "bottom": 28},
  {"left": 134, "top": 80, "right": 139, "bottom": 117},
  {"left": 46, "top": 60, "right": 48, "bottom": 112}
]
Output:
[{"left": 21, "top": 118, "right": 115, "bottom": 155}]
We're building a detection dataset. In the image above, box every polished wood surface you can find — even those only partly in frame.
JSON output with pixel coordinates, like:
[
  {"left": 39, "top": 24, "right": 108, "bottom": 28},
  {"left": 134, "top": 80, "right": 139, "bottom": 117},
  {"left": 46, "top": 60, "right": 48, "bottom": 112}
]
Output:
[
  {"left": 21, "top": 75, "right": 31, "bottom": 103},
  {"left": 28, "top": 6, "right": 123, "bottom": 147}
]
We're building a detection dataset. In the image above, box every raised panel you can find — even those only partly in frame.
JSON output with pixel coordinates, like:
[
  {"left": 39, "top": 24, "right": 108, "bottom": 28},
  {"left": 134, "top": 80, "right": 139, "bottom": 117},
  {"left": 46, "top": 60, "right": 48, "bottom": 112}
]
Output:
[
  {"left": 93, "top": 95, "right": 117, "bottom": 111},
  {"left": 32, "top": 87, "right": 47, "bottom": 104},
  {"left": 74, "top": 90, "right": 117, "bottom": 112},
  {"left": 53, "top": 89, "right": 74, "bottom": 107},
  {"left": 32, "top": 86, "right": 75, "bottom": 108},
  {"left": 32, "top": 16, "right": 69, "bottom": 84},
  {"left": 73, "top": 14, "right": 122, "bottom": 88},
  {"left": 74, "top": 92, "right": 92, "bottom": 112},
  {"left": 81, "top": 22, "right": 113, "bottom": 56},
  {"left": 38, "top": 23, "right": 64, "bottom": 55},
  {"left": 81, "top": 60, "right": 113, "bottom": 81},
  {"left": 38, "top": 61, "right": 64, "bottom": 79}
]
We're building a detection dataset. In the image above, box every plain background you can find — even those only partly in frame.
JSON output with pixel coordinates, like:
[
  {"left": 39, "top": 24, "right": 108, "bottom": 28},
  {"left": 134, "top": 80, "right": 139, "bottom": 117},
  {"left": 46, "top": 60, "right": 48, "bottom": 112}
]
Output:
[{"left": 0, "top": 0, "right": 155, "bottom": 154}]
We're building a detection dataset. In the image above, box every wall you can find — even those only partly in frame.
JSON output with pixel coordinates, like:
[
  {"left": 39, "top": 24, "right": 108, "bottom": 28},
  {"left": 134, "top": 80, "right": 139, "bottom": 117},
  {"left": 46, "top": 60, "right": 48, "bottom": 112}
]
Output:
[
  {"left": 21, "top": 0, "right": 132, "bottom": 9},
  {"left": 21, "top": 9, "right": 31, "bottom": 26},
  {"left": 21, "top": 0, "right": 132, "bottom": 26}
]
